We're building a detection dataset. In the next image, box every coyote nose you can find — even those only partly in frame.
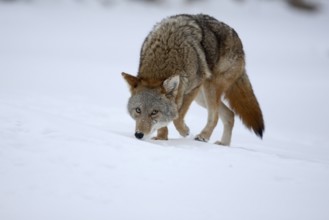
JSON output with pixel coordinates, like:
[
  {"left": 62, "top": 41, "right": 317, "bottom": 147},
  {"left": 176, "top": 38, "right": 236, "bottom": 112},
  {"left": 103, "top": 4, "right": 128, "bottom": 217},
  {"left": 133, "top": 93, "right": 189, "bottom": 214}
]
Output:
[{"left": 135, "top": 132, "right": 144, "bottom": 139}]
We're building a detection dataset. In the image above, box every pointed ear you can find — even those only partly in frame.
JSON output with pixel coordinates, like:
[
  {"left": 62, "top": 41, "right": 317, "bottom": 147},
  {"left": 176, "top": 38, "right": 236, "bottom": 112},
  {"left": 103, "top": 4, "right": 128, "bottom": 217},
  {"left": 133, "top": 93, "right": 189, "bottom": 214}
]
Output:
[
  {"left": 122, "top": 72, "right": 139, "bottom": 92},
  {"left": 163, "top": 75, "right": 180, "bottom": 97}
]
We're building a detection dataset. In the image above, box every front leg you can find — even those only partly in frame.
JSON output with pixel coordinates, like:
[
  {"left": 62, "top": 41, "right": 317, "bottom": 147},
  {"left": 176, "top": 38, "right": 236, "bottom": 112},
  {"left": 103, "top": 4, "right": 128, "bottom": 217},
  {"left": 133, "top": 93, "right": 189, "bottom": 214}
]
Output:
[
  {"left": 174, "top": 86, "right": 201, "bottom": 137},
  {"left": 174, "top": 119, "right": 190, "bottom": 137},
  {"left": 152, "top": 127, "right": 168, "bottom": 140}
]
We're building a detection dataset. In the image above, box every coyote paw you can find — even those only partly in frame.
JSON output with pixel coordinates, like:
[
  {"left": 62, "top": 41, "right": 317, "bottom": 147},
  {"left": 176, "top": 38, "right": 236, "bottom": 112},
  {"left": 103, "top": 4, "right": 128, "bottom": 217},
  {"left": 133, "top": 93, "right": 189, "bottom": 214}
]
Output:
[
  {"left": 174, "top": 120, "right": 190, "bottom": 137},
  {"left": 194, "top": 134, "right": 209, "bottom": 142},
  {"left": 214, "top": 141, "right": 230, "bottom": 146},
  {"left": 152, "top": 136, "right": 168, "bottom": 141},
  {"left": 178, "top": 125, "right": 190, "bottom": 137}
]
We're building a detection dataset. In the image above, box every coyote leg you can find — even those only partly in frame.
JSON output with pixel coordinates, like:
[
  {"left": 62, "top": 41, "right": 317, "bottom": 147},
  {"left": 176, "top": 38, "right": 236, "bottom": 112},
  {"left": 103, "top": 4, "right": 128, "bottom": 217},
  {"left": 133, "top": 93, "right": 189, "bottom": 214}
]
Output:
[
  {"left": 174, "top": 85, "right": 201, "bottom": 137},
  {"left": 195, "top": 81, "right": 221, "bottom": 142},
  {"left": 215, "top": 102, "right": 234, "bottom": 146},
  {"left": 195, "top": 82, "right": 234, "bottom": 146},
  {"left": 153, "top": 127, "right": 168, "bottom": 140}
]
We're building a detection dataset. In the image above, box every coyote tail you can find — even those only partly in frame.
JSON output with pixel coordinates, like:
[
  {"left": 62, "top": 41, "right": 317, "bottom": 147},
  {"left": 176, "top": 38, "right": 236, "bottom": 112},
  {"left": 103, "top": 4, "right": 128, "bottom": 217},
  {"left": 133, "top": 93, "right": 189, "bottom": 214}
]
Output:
[{"left": 225, "top": 73, "right": 265, "bottom": 138}]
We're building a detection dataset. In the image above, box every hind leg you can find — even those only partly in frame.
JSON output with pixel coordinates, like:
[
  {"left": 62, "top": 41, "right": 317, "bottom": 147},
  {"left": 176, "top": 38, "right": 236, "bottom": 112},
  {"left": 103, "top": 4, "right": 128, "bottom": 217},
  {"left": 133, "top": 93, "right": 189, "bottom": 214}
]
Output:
[
  {"left": 195, "top": 81, "right": 221, "bottom": 142},
  {"left": 195, "top": 82, "right": 234, "bottom": 146},
  {"left": 215, "top": 102, "right": 234, "bottom": 146}
]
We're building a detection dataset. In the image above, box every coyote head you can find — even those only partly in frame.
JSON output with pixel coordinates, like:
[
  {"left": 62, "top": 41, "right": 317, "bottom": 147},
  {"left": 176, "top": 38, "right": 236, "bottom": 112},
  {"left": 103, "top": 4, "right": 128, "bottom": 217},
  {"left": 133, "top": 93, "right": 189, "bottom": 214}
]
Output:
[{"left": 122, "top": 72, "right": 179, "bottom": 139}]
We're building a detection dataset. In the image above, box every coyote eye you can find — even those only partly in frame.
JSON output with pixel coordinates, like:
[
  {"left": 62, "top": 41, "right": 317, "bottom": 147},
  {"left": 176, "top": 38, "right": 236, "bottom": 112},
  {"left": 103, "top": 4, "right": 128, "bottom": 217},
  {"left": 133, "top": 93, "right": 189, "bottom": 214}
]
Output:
[
  {"left": 135, "top": 107, "right": 141, "bottom": 114},
  {"left": 151, "top": 110, "right": 158, "bottom": 116}
]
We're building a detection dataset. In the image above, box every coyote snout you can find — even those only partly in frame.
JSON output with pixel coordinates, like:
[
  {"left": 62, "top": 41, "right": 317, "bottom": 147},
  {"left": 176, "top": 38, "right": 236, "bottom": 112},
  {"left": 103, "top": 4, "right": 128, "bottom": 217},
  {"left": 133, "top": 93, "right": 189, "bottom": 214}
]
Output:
[
  {"left": 123, "top": 73, "right": 180, "bottom": 140},
  {"left": 135, "top": 132, "right": 144, "bottom": 139}
]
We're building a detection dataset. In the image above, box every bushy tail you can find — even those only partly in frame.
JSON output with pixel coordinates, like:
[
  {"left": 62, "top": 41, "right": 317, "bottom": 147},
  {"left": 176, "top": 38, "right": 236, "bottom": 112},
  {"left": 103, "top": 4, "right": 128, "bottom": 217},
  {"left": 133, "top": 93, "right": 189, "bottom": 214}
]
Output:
[{"left": 225, "top": 73, "right": 265, "bottom": 138}]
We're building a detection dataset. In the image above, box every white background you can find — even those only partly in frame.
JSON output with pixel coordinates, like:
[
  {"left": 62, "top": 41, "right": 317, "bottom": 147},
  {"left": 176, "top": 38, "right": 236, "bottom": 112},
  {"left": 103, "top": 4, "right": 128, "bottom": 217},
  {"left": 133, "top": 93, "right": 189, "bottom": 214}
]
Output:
[{"left": 0, "top": 0, "right": 329, "bottom": 219}]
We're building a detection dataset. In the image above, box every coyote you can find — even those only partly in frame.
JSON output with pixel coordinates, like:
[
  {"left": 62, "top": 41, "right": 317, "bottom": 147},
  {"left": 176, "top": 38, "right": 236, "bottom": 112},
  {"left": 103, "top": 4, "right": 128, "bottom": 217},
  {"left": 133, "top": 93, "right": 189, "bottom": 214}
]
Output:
[{"left": 122, "top": 14, "right": 264, "bottom": 146}]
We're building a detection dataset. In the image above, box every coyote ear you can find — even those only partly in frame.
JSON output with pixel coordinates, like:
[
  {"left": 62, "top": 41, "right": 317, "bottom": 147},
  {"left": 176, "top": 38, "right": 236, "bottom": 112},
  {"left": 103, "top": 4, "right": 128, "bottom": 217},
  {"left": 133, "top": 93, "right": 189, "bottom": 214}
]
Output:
[
  {"left": 122, "top": 72, "right": 139, "bottom": 92},
  {"left": 163, "top": 75, "right": 180, "bottom": 97}
]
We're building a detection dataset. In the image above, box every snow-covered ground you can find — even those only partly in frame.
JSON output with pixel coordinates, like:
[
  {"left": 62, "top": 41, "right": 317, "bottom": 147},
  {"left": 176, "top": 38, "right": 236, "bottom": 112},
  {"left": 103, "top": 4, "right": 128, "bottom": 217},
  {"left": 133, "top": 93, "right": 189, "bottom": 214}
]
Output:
[{"left": 1, "top": 0, "right": 329, "bottom": 219}]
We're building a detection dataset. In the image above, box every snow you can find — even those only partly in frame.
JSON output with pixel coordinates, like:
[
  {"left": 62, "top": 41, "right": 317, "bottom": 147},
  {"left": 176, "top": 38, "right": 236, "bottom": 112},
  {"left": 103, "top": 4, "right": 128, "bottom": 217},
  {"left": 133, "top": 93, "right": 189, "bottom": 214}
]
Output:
[{"left": 0, "top": 0, "right": 329, "bottom": 219}]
